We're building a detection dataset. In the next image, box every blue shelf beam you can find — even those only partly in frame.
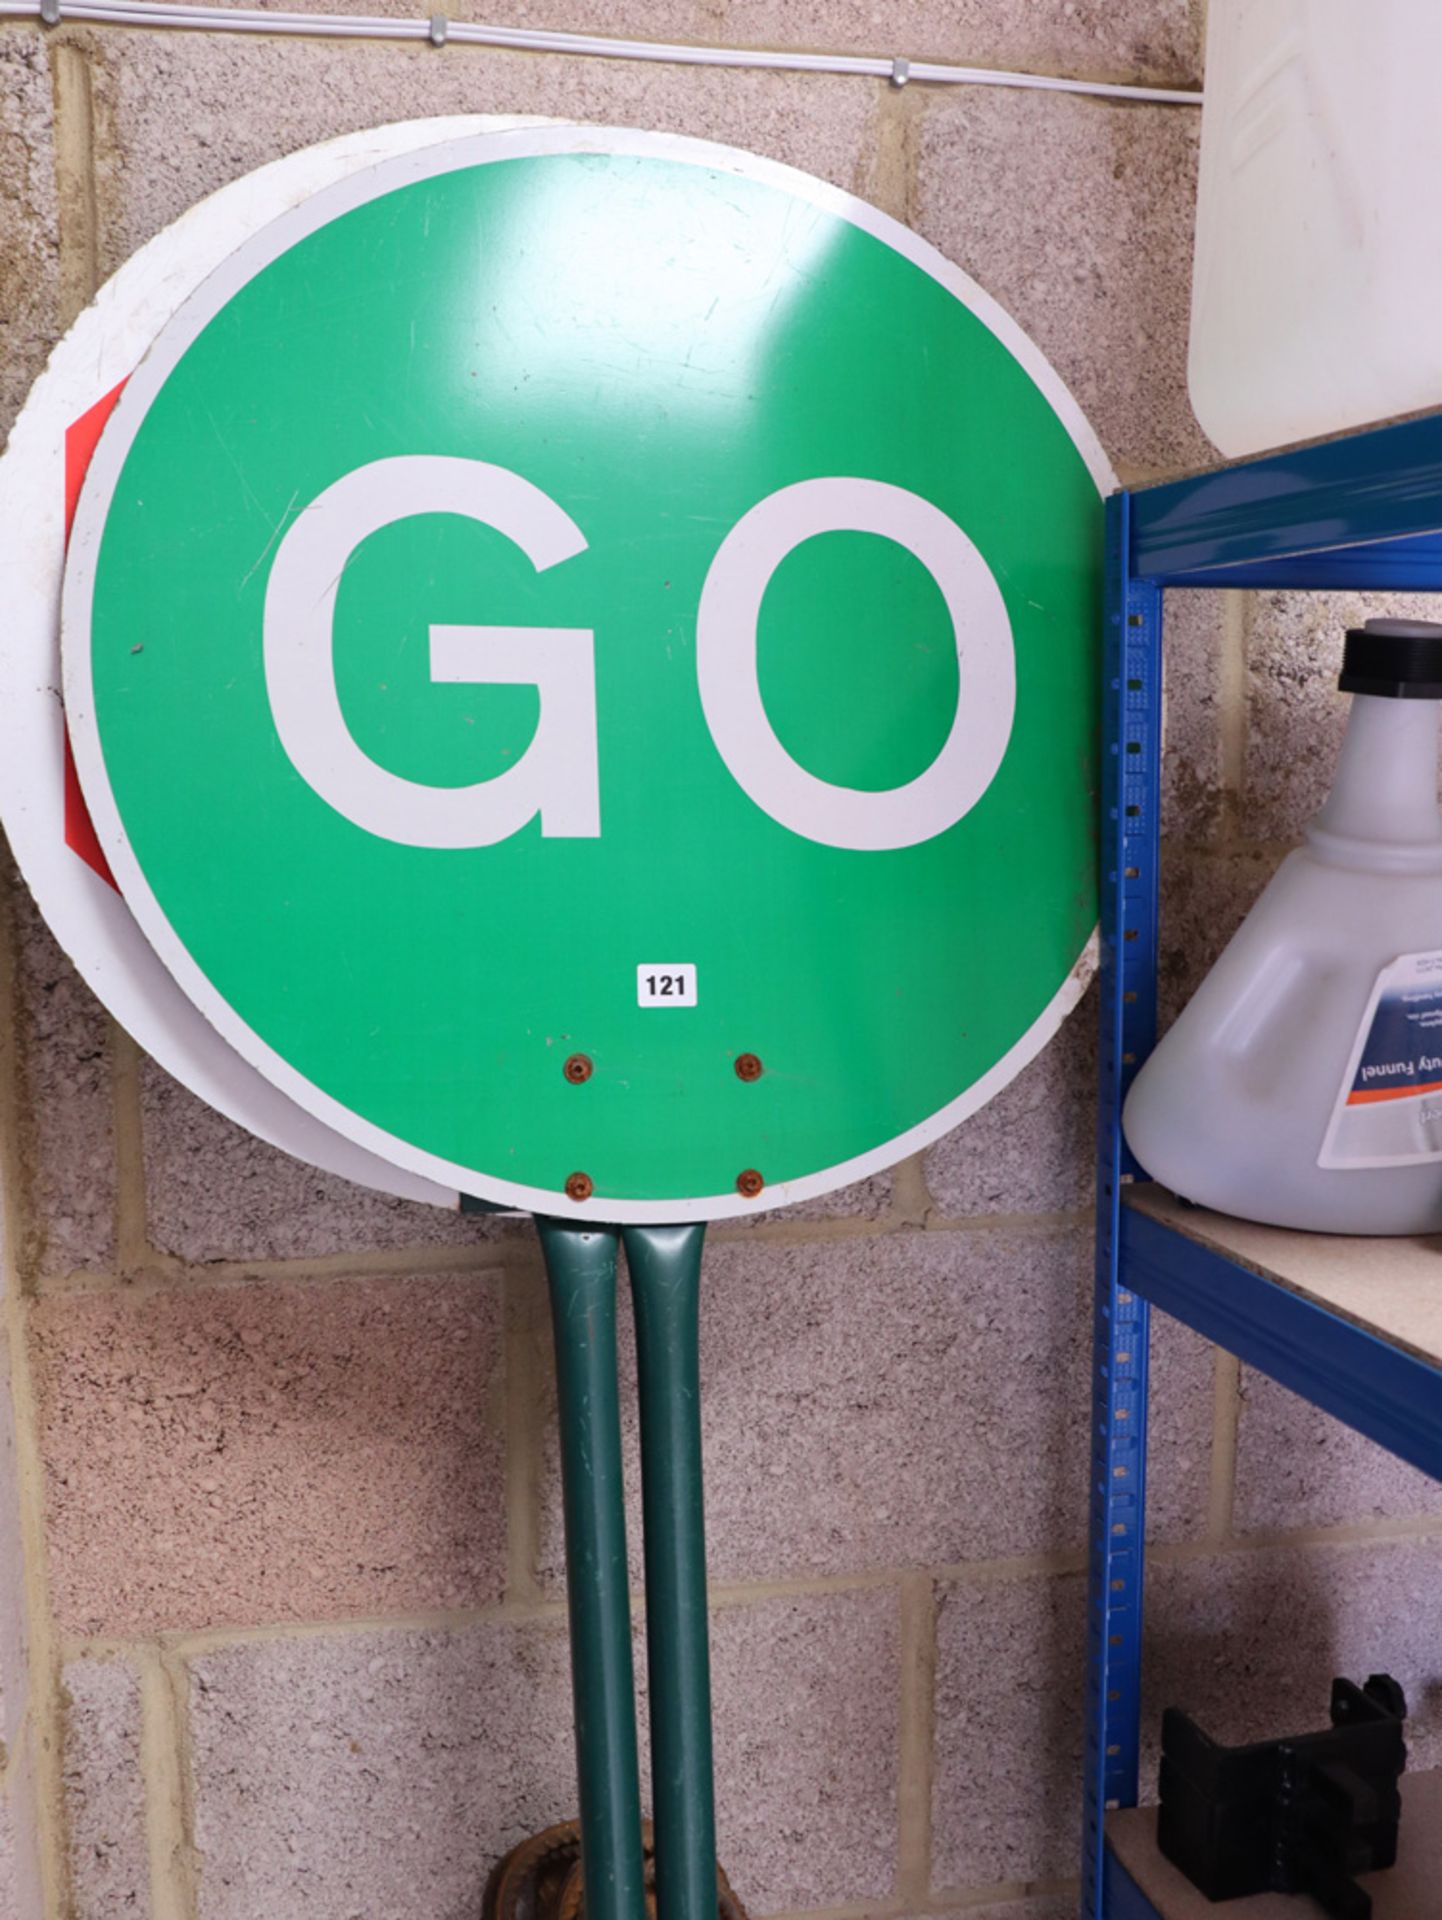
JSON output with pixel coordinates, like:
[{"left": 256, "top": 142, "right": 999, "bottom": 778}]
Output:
[
  {"left": 1120, "top": 1202, "right": 1442, "bottom": 1484},
  {"left": 1130, "top": 412, "right": 1442, "bottom": 579}
]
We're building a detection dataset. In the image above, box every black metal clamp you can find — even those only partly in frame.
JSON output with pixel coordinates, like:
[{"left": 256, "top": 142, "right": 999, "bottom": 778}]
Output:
[{"left": 1158, "top": 1673, "right": 1407, "bottom": 1920}]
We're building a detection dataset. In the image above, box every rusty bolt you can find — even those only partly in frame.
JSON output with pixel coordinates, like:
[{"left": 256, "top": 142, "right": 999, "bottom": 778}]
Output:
[
  {"left": 563, "top": 1053, "right": 593, "bottom": 1084},
  {"left": 565, "top": 1171, "right": 594, "bottom": 1202},
  {"left": 734, "top": 1053, "right": 763, "bottom": 1082},
  {"left": 736, "top": 1169, "right": 764, "bottom": 1199}
]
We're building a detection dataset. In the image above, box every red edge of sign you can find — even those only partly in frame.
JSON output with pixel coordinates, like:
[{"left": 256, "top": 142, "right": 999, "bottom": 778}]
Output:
[{"left": 63, "top": 380, "right": 128, "bottom": 892}]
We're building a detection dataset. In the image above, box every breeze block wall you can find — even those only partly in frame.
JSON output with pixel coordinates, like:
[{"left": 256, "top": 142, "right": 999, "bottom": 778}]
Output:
[{"left": 3, "top": 5, "right": 1442, "bottom": 1917}]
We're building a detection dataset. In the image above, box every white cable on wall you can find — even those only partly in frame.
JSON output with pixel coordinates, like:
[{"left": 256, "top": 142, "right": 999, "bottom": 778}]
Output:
[{"left": 0, "top": 0, "right": 1203, "bottom": 106}]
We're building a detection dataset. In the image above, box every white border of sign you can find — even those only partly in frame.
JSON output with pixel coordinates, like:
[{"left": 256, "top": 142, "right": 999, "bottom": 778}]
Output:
[
  {"left": 0, "top": 117, "right": 556, "bottom": 1214},
  {"left": 61, "top": 123, "right": 1113, "bottom": 1224}
]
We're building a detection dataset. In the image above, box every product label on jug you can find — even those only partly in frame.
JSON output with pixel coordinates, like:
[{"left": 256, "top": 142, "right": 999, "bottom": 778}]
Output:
[{"left": 1320, "top": 949, "right": 1442, "bottom": 1168}]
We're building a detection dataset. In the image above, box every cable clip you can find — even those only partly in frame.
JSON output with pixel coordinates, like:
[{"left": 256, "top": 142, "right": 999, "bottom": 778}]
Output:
[
  {"left": 890, "top": 56, "right": 910, "bottom": 87},
  {"left": 428, "top": 12, "right": 448, "bottom": 44},
  {"left": 40, "top": 0, "right": 62, "bottom": 27}
]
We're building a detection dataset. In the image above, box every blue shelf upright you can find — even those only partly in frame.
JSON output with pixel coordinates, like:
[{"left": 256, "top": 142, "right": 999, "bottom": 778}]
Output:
[{"left": 1083, "top": 412, "right": 1442, "bottom": 1920}]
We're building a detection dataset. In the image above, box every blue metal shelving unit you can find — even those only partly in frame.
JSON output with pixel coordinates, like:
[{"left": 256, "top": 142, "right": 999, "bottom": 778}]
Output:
[{"left": 1083, "top": 413, "right": 1442, "bottom": 1920}]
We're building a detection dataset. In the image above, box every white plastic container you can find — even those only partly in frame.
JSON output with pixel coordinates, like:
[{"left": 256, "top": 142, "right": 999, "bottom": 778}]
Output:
[
  {"left": 1123, "top": 621, "right": 1442, "bottom": 1234},
  {"left": 1189, "top": 0, "right": 1442, "bottom": 459}
]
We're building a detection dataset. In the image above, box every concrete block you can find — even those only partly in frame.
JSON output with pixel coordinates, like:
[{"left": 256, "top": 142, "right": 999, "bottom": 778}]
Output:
[
  {"left": 708, "top": 1589, "right": 899, "bottom": 1909},
  {"left": 141, "top": 1058, "right": 525, "bottom": 1263},
  {"left": 187, "top": 1587, "right": 898, "bottom": 1918},
  {"left": 0, "top": 1741, "right": 44, "bottom": 1920},
  {"left": 1244, "top": 589, "right": 1442, "bottom": 845},
  {"left": 82, "top": 32, "right": 876, "bottom": 274},
  {"left": 1234, "top": 1368, "right": 1442, "bottom": 1535},
  {"left": 188, "top": 1619, "right": 578, "bottom": 1920},
  {"left": 8, "top": 860, "right": 118, "bottom": 1280},
  {"left": 31, "top": 1270, "right": 507, "bottom": 1636},
  {"left": 538, "top": 1224, "right": 1212, "bottom": 1590},
  {"left": 1146, "top": 1317, "right": 1216, "bottom": 1547},
  {"left": 448, "top": 0, "right": 730, "bottom": 40},
  {"left": 0, "top": 1787, "right": 18, "bottom": 1920},
  {"left": 1145, "top": 1535, "right": 1442, "bottom": 1779},
  {"left": 914, "top": 90, "right": 1208, "bottom": 477},
  {"left": 62, "top": 1653, "right": 148, "bottom": 1919},
  {"left": 932, "top": 1569, "right": 1085, "bottom": 1888},
  {"left": 924, "top": 987, "right": 1095, "bottom": 1219},
  {"left": 1161, "top": 589, "right": 1229, "bottom": 843},
  {"left": 0, "top": 30, "right": 59, "bottom": 449},
  {"left": 716, "top": 1, "right": 1198, "bottom": 84},
  {"left": 0, "top": 1360, "right": 39, "bottom": 1917}
]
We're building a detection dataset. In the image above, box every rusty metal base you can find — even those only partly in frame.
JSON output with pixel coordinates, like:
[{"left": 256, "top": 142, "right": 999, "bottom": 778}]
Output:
[{"left": 482, "top": 1821, "right": 748, "bottom": 1920}]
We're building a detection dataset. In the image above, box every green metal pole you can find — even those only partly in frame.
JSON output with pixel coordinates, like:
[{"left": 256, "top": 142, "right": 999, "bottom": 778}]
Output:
[
  {"left": 624, "top": 1223, "right": 718, "bottom": 1920},
  {"left": 538, "top": 1218, "right": 647, "bottom": 1920}
]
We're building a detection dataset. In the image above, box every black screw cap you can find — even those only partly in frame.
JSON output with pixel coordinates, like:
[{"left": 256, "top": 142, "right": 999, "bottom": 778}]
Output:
[{"left": 1339, "top": 618, "right": 1442, "bottom": 699}]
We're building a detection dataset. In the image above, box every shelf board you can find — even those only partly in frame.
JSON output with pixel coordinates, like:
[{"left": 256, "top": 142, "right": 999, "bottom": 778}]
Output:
[
  {"left": 1105, "top": 1768, "right": 1441, "bottom": 1918},
  {"left": 1119, "top": 1186, "right": 1442, "bottom": 1479},
  {"left": 1123, "top": 1186, "right": 1442, "bottom": 1367}
]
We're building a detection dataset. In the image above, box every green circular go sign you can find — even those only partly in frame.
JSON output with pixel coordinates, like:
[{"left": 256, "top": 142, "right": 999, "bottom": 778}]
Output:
[{"left": 64, "top": 127, "right": 1109, "bottom": 1222}]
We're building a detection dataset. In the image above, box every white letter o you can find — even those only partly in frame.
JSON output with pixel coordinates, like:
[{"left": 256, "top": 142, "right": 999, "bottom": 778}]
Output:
[{"left": 696, "top": 478, "right": 1015, "bottom": 851}]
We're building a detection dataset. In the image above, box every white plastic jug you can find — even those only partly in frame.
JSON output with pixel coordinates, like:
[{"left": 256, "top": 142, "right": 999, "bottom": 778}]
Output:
[
  {"left": 1189, "top": 0, "right": 1442, "bottom": 458},
  {"left": 1123, "top": 621, "right": 1442, "bottom": 1234}
]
